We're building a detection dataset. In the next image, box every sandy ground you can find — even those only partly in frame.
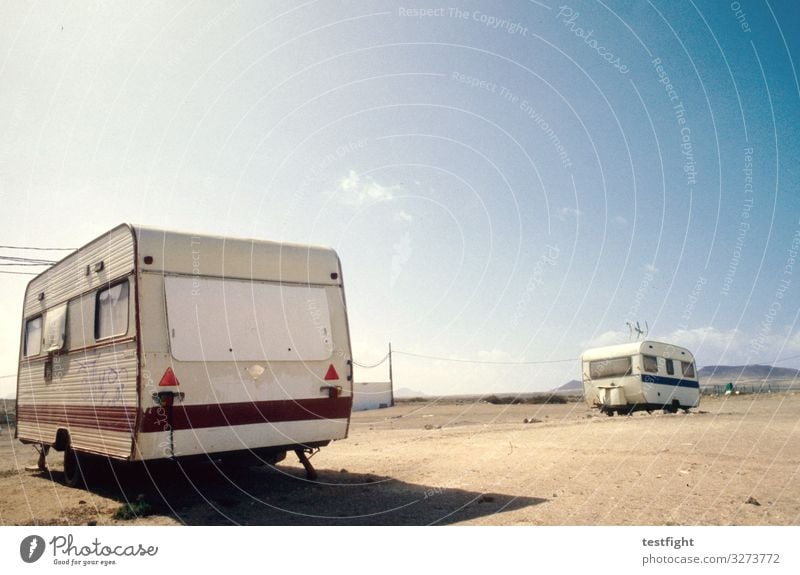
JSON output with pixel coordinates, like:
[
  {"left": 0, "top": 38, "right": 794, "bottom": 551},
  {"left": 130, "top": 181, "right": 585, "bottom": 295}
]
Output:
[{"left": 1, "top": 393, "right": 798, "bottom": 526}]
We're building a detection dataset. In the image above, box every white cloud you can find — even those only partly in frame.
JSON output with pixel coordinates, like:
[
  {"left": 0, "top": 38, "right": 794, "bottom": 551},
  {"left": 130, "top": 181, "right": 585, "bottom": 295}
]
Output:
[
  {"left": 666, "top": 325, "right": 800, "bottom": 366},
  {"left": 667, "top": 326, "right": 740, "bottom": 352},
  {"left": 585, "top": 330, "right": 628, "bottom": 349},
  {"left": 643, "top": 263, "right": 658, "bottom": 273},
  {"left": 338, "top": 170, "right": 360, "bottom": 192},
  {"left": 395, "top": 210, "right": 413, "bottom": 223},
  {"left": 335, "top": 170, "right": 397, "bottom": 207},
  {"left": 556, "top": 206, "right": 582, "bottom": 221},
  {"left": 584, "top": 325, "right": 800, "bottom": 368}
]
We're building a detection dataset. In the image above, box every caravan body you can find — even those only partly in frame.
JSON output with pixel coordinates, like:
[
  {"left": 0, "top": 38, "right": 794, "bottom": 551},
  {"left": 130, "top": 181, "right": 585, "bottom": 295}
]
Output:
[
  {"left": 16, "top": 224, "right": 352, "bottom": 471},
  {"left": 581, "top": 340, "right": 700, "bottom": 415}
]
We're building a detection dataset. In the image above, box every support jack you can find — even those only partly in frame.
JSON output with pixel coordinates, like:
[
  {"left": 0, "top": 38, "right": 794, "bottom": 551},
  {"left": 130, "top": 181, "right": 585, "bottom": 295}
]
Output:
[{"left": 294, "top": 447, "right": 319, "bottom": 480}]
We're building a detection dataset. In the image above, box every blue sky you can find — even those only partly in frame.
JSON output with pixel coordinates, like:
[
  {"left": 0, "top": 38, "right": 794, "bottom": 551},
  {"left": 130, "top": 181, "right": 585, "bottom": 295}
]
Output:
[{"left": 1, "top": 1, "right": 799, "bottom": 396}]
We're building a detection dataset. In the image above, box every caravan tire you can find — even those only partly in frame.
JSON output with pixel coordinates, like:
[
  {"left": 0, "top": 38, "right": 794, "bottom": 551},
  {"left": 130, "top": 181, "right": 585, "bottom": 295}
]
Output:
[
  {"left": 63, "top": 445, "right": 86, "bottom": 488},
  {"left": 663, "top": 402, "right": 679, "bottom": 415}
]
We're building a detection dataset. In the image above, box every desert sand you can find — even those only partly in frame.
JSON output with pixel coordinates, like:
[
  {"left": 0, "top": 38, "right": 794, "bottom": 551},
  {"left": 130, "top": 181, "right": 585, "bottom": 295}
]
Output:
[{"left": 1, "top": 393, "right": 798, "bottom": 525}]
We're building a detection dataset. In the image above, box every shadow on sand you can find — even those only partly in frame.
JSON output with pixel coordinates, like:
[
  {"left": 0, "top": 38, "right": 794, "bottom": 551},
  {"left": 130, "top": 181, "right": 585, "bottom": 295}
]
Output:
[{"left": 44, "top": 456, "right": 546, "bottom": 525}]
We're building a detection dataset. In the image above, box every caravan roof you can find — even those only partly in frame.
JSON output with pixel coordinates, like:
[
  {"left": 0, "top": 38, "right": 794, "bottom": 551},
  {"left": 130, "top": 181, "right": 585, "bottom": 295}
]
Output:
[{"left": 581, "top": 340, "right": 695, "bottom": 362}]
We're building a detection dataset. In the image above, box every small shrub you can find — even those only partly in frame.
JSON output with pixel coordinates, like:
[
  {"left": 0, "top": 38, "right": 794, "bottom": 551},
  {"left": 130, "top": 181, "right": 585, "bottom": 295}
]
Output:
[
  {"left": 113, "top": 496, "right": 152, "bottom": 520},
  {"left": 525, "top": 394, "right": 567, "bottom": 405}
]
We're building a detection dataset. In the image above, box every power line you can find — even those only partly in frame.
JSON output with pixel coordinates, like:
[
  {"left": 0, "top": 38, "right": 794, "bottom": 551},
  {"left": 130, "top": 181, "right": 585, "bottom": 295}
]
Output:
[
  {"left": 0, "top": 270, "right": 39, "bottom": 276},
  {"left": 0, "top": 255, "right": 57, "bottom": 264},
  {"left": 0, "top": 244, "right": 75, "bottom": 251},
  {"left": 392, "top": 350, "right": 579, "bottom": 365},
  {"left": 352, "top": 353, "right": 390, "bottom": 368}
]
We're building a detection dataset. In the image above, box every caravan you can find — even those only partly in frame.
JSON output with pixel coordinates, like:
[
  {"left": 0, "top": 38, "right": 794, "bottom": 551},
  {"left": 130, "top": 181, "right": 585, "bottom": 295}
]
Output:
[
  {"left": 581, "top": 340, "right": 700, "bottom": 416},
  {"left": 16, "top": 224, "right": 353, "bottom": 486}
]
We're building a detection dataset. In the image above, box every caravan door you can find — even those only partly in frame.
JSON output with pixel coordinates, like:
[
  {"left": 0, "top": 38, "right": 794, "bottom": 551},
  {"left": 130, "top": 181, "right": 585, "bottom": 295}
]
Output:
[{"left": 159, "top": 275, "right": 350, "bottom": 457}]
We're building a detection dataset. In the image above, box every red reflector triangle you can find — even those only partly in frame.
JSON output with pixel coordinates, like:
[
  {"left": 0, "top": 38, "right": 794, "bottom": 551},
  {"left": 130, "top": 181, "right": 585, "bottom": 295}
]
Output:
[
  {"left": 324, "top": 364, "right": 339, "bottom": 381},
  {"left": 159, "top": 367, "right": 180, "bottom": 387}
]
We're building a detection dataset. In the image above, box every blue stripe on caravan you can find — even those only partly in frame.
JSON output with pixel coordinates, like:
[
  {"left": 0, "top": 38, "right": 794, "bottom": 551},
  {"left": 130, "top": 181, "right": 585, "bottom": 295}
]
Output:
[{"left": 641, "top": 374, "right": 700, "bottom": 389}]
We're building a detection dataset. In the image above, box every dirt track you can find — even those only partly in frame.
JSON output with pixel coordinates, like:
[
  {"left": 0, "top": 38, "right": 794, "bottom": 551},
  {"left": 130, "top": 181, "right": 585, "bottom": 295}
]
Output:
[{"left": 1, "top": 393, "right": 798, "bottom": 525}]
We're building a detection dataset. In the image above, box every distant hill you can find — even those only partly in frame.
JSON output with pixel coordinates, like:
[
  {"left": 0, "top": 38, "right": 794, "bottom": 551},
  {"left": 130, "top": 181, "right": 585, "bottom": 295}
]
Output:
[
  {"left": 552, "top": 379, "right": 583, "bottom": 394},
  {"left": 698, "top": 364, "right": 800, "bottom": 382}
]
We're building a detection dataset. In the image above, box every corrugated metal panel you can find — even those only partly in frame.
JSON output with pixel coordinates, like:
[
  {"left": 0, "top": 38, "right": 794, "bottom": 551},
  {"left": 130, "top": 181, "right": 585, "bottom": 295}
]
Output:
[
  {"left": 23, "top": 224, "right": 135, "bottom": 312},
  {"left": 135, "top": 226, "right": 341, "bottom": 286},
  {"left": 16, "top": 342, "right": 138, "bottom": 459}
]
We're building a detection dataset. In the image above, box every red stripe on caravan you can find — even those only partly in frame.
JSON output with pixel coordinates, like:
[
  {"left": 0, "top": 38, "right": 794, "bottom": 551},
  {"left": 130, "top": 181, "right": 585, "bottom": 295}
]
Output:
[
  {"left": 139, "top": 397, "right": 352, "bottom": 433},
  {"left": 15, "top": 404, "right": 138, "bottom": 434}
]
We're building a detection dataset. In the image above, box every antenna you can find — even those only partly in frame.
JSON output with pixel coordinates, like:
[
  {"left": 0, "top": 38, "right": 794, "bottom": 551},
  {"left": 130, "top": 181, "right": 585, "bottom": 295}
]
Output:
[{"left": 626, "top": 320, "right": 649, "bottom": 341}]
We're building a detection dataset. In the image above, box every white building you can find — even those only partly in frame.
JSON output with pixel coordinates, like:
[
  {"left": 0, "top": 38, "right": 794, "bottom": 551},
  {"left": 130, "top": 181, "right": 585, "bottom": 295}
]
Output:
[{"left": 352, "top": 380, "right": 394, "bottom": 411}]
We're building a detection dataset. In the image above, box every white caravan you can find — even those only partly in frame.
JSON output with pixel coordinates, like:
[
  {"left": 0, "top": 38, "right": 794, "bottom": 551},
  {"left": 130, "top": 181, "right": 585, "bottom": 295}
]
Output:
[
  {"left": 16, "top": 224, "right": 353, "bottom": 485},
  {"left": 581, "top": 340, "right": 700, "bottom": 416}
]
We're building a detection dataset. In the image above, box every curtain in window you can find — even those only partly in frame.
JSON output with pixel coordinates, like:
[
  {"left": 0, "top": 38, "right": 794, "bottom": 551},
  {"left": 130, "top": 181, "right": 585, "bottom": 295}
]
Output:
[{"left": 97, "top": 281, "right": 129, "bottom": 339}]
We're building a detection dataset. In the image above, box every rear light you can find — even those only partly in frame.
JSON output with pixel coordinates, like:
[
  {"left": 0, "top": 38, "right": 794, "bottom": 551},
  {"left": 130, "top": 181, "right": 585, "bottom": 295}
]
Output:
[
  {"left": 159, "top": 367, "right": 180, "bottom": 387},
  {"left": 324, "top": 364, "right": 339, "bottom": 381}
]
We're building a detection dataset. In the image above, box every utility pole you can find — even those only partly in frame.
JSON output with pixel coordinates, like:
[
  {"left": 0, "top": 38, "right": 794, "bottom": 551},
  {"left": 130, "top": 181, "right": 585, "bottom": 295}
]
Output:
[{"left": 388, "top": 342, "right": 394, "bottom": 407}]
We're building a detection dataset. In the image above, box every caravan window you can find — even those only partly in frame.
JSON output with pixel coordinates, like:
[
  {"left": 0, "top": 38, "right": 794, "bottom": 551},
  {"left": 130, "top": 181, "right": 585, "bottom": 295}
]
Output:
[
  {"left": 666, "top": 358, "right": 675, "bottom": 375},
  {"left": 24, "top": 316, "right": 42, "bottom": 357},
  {"left": 589, "top": 356, "right": 632, "bottom": 379},
  {"left": 43, "top": 303, "right": 68, "bottom": 353},
  {"left": 681, "top": 361, "right": 696, "bottom": 378},
  {"left": 642, "top": 355, "right": 658, "bottom": 373},
  {"left": 95, "top": 280, "right": 130, "bottom": 340}
]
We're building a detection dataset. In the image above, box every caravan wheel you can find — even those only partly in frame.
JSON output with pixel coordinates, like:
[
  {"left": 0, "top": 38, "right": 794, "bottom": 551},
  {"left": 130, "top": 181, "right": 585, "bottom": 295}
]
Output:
[
  {"left": 662, "top": 401, "right": 680, "bottom": 414},
  {"left": 63, "top": 445, "right": 86, "bottom": 488}
]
